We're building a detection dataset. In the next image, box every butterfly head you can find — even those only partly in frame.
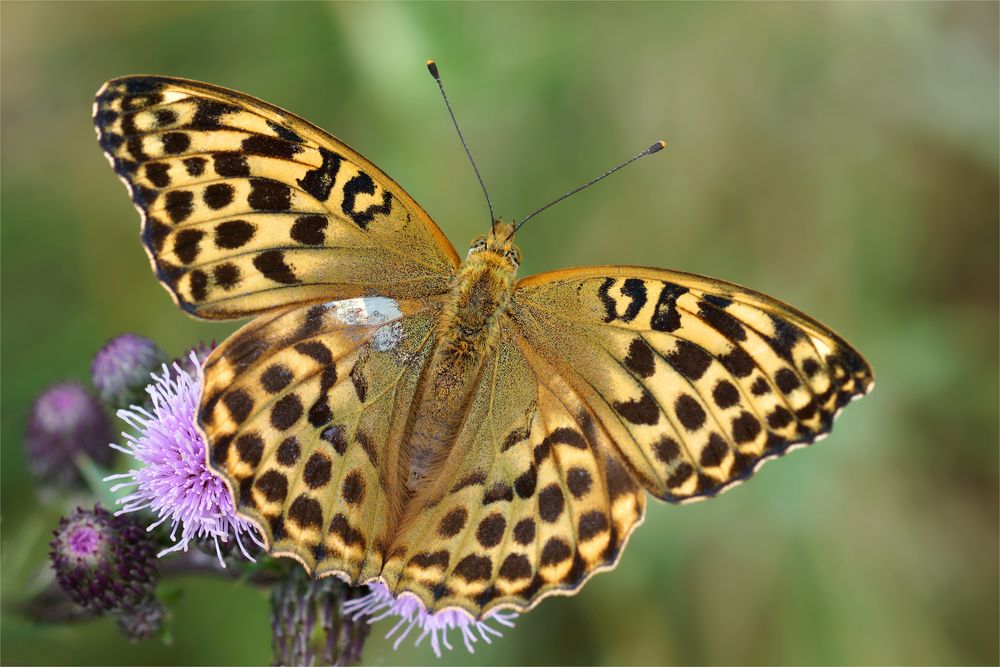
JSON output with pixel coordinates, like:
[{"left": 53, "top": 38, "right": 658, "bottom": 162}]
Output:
[{"left": 467, "top": 219, "right": 522, "bottom": 269}]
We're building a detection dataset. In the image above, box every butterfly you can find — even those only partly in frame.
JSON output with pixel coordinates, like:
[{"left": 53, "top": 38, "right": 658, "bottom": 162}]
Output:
[{"left": 93, "top": 73, "right": 873, "bottom": 621}]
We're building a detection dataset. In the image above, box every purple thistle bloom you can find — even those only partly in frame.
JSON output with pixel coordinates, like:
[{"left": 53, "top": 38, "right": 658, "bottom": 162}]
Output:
[
  {"left": 92, "top": 334, "right": 168, "bottom": 410},
  {"left": 49, "top": 505, "right": 158, "bottom": 613},
  {"left": 106, "top": 352, "right": 262, "bottom": 565},
  {"left": 169, "top": 340, "right": 216, "bottom": 383},
  {"left": 343, "top": 583, "right": 517, "bottom": 657},
  {"left": 25, "top": 382, "right": 114, "bottom": 490}
]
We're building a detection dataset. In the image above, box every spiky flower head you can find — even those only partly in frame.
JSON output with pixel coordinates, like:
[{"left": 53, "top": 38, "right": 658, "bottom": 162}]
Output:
[
  {"left": 49, "top": 505, "right": 158, "bottom": 613},
  {"left": 106, "top": 353, "right": 261, "bottom": 565},
  {"left": 343, "top": 583, "right": 517, "bottom": 657},
  {"left": 116, "top": 596, "right": 166, "bottom": 641},
  {"left": 92, "top": 334, "right": 168, "bottom": 410},
  {"left": 25, "top": 382, "right": 114, "bottom": 490}
]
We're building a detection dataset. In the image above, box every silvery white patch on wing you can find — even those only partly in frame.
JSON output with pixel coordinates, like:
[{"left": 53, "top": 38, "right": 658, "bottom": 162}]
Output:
[
  {"left": 372, "top": 321, "right": 404, "bottom": 351},
  {"left": 325, "top": 297, "right": 403, "bottom": 326}
]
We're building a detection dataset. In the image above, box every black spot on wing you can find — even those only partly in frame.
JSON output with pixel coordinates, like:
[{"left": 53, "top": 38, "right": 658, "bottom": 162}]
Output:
[
  {"left": 253, "top": 250, "right": 299, "bottom": 284},
  {"left": 242, "top": 134, "right": 302, "bottom": 159},
  {"left": 235, "top": 433, "right": 264, "bottom": 467},
  {"left": 173, "top": 229, "right": 204, "bottom": 265},
  {"left": 767, "top": 314, "right": 801, "bottom": 361},
  {"left": 666, "top": 340, "right": 712, "bottom": 381},
  {"left": 161, "top": 132, "right": 190, "bottom": 155},
  {"left": 613, "top": 389, "right": 660, "bottom": 425},
  {"left": 144, "top": 162, "right": 170, "bottom": 187},
  {"left": 720, "top": 346, "right": 755, "bottom": 378},
  {"left": 483, "top": 482, "right": 513, "bottom": 505},
  {"left": 297, "top": 147, "right": 343, "bottom": 202},
  {"left": 341, "top": 171, "right": 392, "bottom": 229},
  {"left": 330, "top": 512, "right": 368, "bottom": 550},
  {"left": 154, "top": 108, "right": 177, "bottom": 127},
  {"left": 513, "top": 518, "right": 535, "bottom": 545},
  {"left": 349, "top": 361, "right": 368, "bottom": 403},
  {"left": 775, "top": 368, "right": 801, "bottom": 394},
  {"left": 451, "top": 471, "right": 487, "bottom": 493},
  {"left": 453, "top": 555, "right": 492, "bottom": 582},
  {"left": 183, "top": 157, "right": 206, "bottom": 176},
  {"left": 213, "top": 152, "right": 249, "bottom": 177},
  {"left": 303, "top": 453, "right": 332, "bottom": 488},
  {"left": 713, "top": 379, "right": 740, "bottom": 409},
  {"left": 276, "top": 437, "right": 301, "bottom": 466},
  {"left": 189, "top": 99, "right": 240, "bottom": 129},
  {"left": 502, "top": 425, "right": 531, "bottom": 452},
  {"left": 255, "top": 470, "right": 288, "bottom": 502},
  {"left": 290, "top": 215, "right": 327, "bottom": 245},
  {"left": 270, "top": 394, "right": 303, "bottom": 431},
  {"left": 650, "top": 282, "right": 688, "bottom": 332},
  {"left": 203, "top": 183, "right": 234, "bottom": 209},
  {"left": 267, "top": 120, "right": 304, "bottom": 143},
  {"left": 188, "top": 269, "right": 208, "bottom": 302},
  {"left": 619, "top": 279, "right": 648, "bottom": 322},
  {"left": 514, "top": 466, "right": 537, "bottom": 499},
  {"left": 699, "top": 433, "right": 728, "bottom": 467},
  {"left": 248, "top": 178, "right": 291, "bottom": 211},
  {"left": 624, "top": 337, "right": 656, "bottom": 378},
  {"left": 438, "top": 507, "right": 467, "bottom": 537},
  {"left": 143, "top": 217, "right": 171, "bottom": 253},
  {"left": 567, "top": 467, "right": 593, "bottom": 498},
  {"left": 538, "top": 484, "right": 565, "bottom": 523},
  {"left": 288, "top": 495, "right": 323, "bottom": 530},
  {"left": 261, "top": 364, "right": 294, "bottom": 393},
  {"left": 597, "top": 278, "right": 617, "bottom": 322},
  {"left": 698, "top": 300, "right": 747, "bottom": 342},
  {"left": 731, "top": 411, "right": 762, "bottom": 444},
  {"left": 213, "top": 262, "right": 241, "bottom": 291},
  {"left": 674, "top": 394, "right": 706, "bottom": 431},
  {"left": 215, "top": 219, "right": 256, "bottom": 249},
  {"left": 165, "top": 190, "right": 193, "bottom": 223}
]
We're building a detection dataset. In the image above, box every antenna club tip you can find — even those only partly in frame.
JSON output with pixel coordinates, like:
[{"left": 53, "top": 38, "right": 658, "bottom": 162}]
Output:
[
  {"left": 426, "top": 60, "right": 440, "bottom": 79},
  {"left": 647, "top": 140, "right": 667, "bottom": 154}
]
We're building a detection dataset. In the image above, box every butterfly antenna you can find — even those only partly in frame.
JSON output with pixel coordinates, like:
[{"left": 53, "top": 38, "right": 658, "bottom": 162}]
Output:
[
  {"left": 426, "top": 60, "right": 496, "bottom": 233},
  {"left": 511, "top": 140, "right": 667, "bottom": 238}
]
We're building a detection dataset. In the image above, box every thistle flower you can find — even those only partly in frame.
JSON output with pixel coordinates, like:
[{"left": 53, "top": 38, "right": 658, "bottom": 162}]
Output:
[
  {"left": 343, "top": 583, "right": 517, "bottom": 657},
  {"left": 25, "top": 382, "right": 114, "bottom": 490},
  {"left": 170, "top": 340, "right": 215, "bottom": 381},
  {"left": 91, "top": 334, "right": 168, "bottom": 410},
  {"left": 106, "top": 353, "right": 262, "bottom": 565},
  {"left": 271, "top": 570, "right": 370, "bottom": 666},
  {"left": 116, "top": 596, "right": 166, "bottom": 641},
  {"left": 49, "top": 505, "right": 157, "bottom": 613}
]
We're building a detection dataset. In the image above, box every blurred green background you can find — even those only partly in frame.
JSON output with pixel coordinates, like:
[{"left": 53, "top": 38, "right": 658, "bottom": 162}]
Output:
[{"left": 2, "top": 2, "right": 997, "bottom": 665}]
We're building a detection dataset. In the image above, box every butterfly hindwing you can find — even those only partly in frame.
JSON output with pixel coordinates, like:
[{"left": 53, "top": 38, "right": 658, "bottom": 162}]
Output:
[
  {"left": 199, "top": 296, "right": 440, "bottom": 581},
  {"left": 379, "top": 331, "right": 645, "bottom": 617},
  {"left": 93, "top": 76, "right": 459, "bottom": 319},
  {"left": 511, "top": 266, "right": 874, "bottom": 503}
]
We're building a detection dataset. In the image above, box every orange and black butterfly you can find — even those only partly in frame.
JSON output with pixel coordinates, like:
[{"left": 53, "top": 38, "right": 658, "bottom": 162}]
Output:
[{"left": 94, "top": 70, "right": 872, "bottom": 621}]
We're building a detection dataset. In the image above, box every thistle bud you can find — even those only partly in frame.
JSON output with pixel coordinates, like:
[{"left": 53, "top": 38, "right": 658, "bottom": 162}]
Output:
[
  {"left": 25, "top": 382, "right": 114, "bottom": 490},
  {"left": 91, "top": 334, "right": 168, "bottom": 410},
  {"left": 49, "top": 506, "right": 158, "bottom": 614},
  {"left": 116, "top": 597, "right": 165, "bottom": 641}
]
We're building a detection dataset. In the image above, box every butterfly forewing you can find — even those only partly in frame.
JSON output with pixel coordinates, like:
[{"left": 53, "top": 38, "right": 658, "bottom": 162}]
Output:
[
  {"left": 93, "top": 76, "right": 458, "bottom": 319},
  {"left": 199, "top": 296, "right": 440, "bottom": 581},
  {"left": 512, "top": 266, "right": 873, "bottom": 502}
]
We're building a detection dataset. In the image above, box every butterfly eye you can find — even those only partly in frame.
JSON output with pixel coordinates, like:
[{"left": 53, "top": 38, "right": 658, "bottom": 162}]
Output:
[
  {"left": 504, "top": 249, "right": 521, "bottom": 267},
  {"left": 467, "top": 237, "right": 487, "bottom": 258}
]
